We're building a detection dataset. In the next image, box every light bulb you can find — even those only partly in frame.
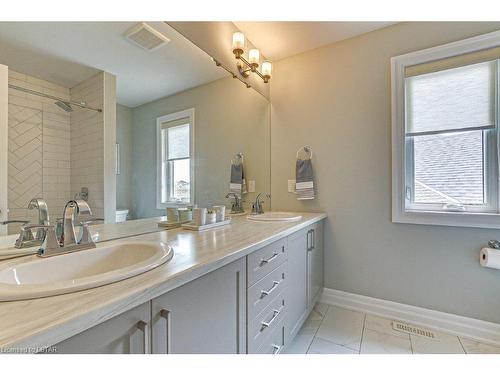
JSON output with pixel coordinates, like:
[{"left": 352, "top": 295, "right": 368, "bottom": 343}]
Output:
[
  {"left": 232, "top": 32, "right": 245, "bottom": 50},
  {"left": 248, "top": 49, "right": 260, "bottom": 66},
  {"left": 261, "top": 61, "right": 272, "bottom": 78}
]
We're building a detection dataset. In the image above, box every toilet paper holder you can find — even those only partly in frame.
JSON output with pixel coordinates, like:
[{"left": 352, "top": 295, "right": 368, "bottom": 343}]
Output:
[{"left": 488, "top": 240, "right": 500, "bottom": 249}]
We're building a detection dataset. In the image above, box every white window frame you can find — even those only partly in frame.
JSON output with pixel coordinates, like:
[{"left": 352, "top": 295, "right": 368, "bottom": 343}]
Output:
[
  {"left": 391, "top": 30, "right": 500, "bottom": 229},
  {"left": 156, "top": 108, "right": 195, "bottom": 209}
]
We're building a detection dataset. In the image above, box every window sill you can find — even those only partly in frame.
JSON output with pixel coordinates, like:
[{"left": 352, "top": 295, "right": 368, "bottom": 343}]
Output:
[
  {"left": 392, "top": 209, "right": 500, "bottom": 229},
  {"left": 156, "top": 202, "right": 193, "bottom": 210}
]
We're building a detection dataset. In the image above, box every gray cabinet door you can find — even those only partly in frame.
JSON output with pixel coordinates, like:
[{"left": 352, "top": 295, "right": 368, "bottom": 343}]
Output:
[
  {"left": 151, "top": 258, "right": 246, "bottom": 354},
  {"left": 308, "top": 221, "right": 324, "bottom": 307},
  {"left": 53, "top": 302, "right": 151, "bottom": 354},
  {"left": 286, "top": 228, "right": 308, "bottom": 342}
]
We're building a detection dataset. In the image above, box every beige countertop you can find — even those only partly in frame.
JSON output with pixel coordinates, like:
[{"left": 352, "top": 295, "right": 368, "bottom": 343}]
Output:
[{"left": 0, "top": 212, "right": 326, "bottom": 350}]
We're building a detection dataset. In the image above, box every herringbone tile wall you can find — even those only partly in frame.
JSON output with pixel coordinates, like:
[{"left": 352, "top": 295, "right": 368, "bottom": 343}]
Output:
[
  {"left": 7, "top": 70, "right": 71, "bottom": 234},
  {"left": 7, "top": 103, "right": 43, "bottom": 233},
  {"left": 70, "top": 73, "right": 105, "bottom": 220}
]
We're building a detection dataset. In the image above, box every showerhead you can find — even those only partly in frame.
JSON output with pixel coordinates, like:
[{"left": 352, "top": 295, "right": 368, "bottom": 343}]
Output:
[{"left": 55, "top": 101, "right": 73, "bottom": 113}]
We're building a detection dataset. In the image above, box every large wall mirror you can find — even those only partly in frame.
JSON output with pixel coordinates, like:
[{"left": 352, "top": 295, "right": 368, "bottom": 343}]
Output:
[{"left": 0, "top": 22, "right": 270, "bottom": 251}]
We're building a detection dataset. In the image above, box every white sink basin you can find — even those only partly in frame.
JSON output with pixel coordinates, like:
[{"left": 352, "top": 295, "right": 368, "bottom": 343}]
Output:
[
  {"left": 247, "top": 212, "right": 303, "bottom": 222},
  {"left": 0, "top": 241, "right": 173, "bottom": 301}
]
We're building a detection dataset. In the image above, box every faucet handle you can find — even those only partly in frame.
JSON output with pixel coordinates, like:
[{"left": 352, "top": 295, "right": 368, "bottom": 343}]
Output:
[
  {"left": 14, "top": 224, "right": 36, "bottom": 248},
  {"left": 79, "top": 218, "right": 104, "bottom": 226},
  {"left": 37, "top": 225, "right": 60, "bottom": 255},
  {"left": 1, "top": 220, "right": 29, "bottom": 225},
  {"left": 79, "top": 223, "right": 95, "bottom": 246},
  {"left": 16, "top": 224, "right": 59, "bottom": 253},
  {"left": 32, "top": 225, "right": 62, "bottom": 256}
]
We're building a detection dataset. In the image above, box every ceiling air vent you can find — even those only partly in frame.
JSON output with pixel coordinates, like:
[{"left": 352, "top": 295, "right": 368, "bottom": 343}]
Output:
[{"left": 124, "top": 23, "right": 170, "bottom": 51}]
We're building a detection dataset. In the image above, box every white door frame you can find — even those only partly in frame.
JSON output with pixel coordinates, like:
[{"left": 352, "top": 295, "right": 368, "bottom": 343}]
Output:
[{"left": 0, "top": 65, "right": 8, "bottom": 235}]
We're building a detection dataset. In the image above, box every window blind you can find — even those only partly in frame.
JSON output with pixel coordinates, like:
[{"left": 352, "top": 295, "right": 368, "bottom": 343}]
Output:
[
  {"left": 405, "top": 46, "right": 500, "bottom": 77},
  {"left": 405, "top": 60, "right": 496, "bottom": 137},
  {"left": 160, "top": 117, "right": 189, "bottom": 129},
  {"left": 160, "top": 117, "right": 190, "bottom": 160}
]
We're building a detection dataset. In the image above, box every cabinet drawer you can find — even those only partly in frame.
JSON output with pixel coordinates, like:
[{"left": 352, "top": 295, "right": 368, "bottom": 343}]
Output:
[
  {"left": 248, "top": 291, "right": 286, "bottom": 352},
  {"left": 254, "top": 318, "right": 285, "bottom": 354},
  {"left": 248, "top": 261, "right": 287, "bottom": 319},
  {"left": 247, "top": 237, "right": 287, "bottom": 286}
]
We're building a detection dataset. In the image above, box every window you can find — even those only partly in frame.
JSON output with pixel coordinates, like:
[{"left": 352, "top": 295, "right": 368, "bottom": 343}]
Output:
[
  {"left": 391, "top": 31, "right": 500, "bottom": 228},
  {"left": 156, "top": 109, "right": 194, "bottom": 208}
]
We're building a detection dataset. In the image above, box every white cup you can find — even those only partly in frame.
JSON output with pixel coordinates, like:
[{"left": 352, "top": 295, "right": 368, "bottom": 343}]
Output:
[
  {"left": 212, "top": 205, "right": 226, "bottom": 222},
  {"left": 166, "top": 207, "right": 179, "bottom": 223},
  {"left": 178, "top": 208, "right": 192, "bottom": 223},
  {"left": 193, "top": 208, "right": 207, "bottom": 226},
  {"left": 206, "top": 212, "right": 216, "bottom": 224}
]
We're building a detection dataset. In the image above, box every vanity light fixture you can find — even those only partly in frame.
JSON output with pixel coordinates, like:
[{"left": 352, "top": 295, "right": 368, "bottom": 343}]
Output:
[{"left": 231, "top": 32, "right": 272, "bottom": 83}]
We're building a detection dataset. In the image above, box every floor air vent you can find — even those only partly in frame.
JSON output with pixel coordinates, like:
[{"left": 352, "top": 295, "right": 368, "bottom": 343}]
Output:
[{"left": 392, "top": 321, "right": 437, "bottom": 339}]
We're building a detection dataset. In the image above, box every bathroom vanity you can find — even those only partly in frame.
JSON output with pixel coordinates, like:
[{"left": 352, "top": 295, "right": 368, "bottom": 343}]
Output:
[
  {"left": 0, "top": 213, "right": 325, "bottom": 354},
  {"left": 0, "top": 23, "right": 320, "bottom": 354}
]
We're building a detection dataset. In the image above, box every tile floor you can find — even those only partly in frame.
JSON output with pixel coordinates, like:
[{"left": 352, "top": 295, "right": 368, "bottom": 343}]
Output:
[{"left": 283, "top": 303, "right": 500, "bottom": 354}]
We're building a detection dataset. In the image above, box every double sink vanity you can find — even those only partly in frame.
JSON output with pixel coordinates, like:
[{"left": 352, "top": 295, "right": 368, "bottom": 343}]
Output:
[
  {"left": 0, "top": 212, "right": 325, "bottom": 354},
  {"left": 0, "top": 23, "right": 325, "bottom": 354}
]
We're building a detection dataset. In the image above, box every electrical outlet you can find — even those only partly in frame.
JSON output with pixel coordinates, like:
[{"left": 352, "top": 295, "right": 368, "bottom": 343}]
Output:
[
  {"left": 288, "top": 179, "right": 296, "bottom": 193},
  {"left": 248, "top": 180, "right": 255, "bottom": 193}
]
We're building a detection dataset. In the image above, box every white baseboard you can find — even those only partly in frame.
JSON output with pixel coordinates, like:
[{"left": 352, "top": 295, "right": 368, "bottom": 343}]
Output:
[{"left": 320, "top": 288, "right": 500, "bottom": 346}]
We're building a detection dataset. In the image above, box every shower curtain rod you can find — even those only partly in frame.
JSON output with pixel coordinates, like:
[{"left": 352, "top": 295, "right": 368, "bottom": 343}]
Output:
[{"left": 8, "top": 84, "right": 103, "bottom": 113}]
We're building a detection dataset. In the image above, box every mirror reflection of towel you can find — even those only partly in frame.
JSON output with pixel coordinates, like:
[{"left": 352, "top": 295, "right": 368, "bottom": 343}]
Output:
[
  {"left": 242, "top": 166, "right": 247, "bottom": 195},
  {"left": 230, "top": 163, "right": 244, "bottom": 198},
  {"left": 296, "top": 159, "right": 315, "bottom": 200}
]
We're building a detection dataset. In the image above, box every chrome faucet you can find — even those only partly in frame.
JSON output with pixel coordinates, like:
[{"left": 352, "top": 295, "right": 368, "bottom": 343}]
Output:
[
  {"left": 13, "top": 199, "right": 98, "bottom": 256},
  {"left": 61, "top": 199, "right": 93, "bottom": 247},
  {"left": 226, "top": 192, "right": 244, "bottom": 213},
  {"left": 28, "top": 198, "right": 50, "bottom": 241},
  {"left": 251, "top": 193, "right": 271, "bottom": 215},
  {"left": 36, "top": 199, "right": 96, "bottom": 257},
  {"left": 35, "top": 199, "right": 96, "bottom": 257},
  {"left": 13, "top": 198, "right": 50, "bottom": 248}
]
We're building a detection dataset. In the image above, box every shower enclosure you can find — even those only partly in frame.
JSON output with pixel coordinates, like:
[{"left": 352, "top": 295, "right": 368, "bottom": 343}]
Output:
[{"left": 0, "top": 67, "right": 113, "bottom": 235}]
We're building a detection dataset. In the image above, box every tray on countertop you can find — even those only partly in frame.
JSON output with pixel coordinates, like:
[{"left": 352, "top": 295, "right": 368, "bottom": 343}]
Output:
[
  {"left": 181, "top": 218, "right": 232, "bottom": 231},
  {"left": 157, "top": 219, "right": 191, "bottom": 228}
]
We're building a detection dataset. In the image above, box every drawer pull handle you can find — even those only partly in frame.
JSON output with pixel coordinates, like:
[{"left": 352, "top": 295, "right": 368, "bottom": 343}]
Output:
[
  {"left": 137, "top": 320, "right": 149, "bottom": 354},
  {"left": 260, "top": 252, "right": 278, "bottom": 265},
  {"left": 261, "top": 306, "right": 284, "bottom": 329},
  {"left": 261, "top": 280, "right": 280, "bottom": 296},
  {"left": 272, "top": 344, "right": 282, "bottom": 354}
]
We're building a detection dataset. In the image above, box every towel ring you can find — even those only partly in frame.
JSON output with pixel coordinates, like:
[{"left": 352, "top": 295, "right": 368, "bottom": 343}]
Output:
[
  {"left": 231, "top": 152, "right": 244, "bottom": 165},
  {"left": 296, "top": 146, "right": 313, "bottom": 160}
]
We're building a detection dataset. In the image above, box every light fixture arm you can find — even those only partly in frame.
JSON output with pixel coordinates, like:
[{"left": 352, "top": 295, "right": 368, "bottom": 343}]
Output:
[
  {"left": 236, "top": 54, "right": 270, "bottom": 83},
  {"left": 232, "top": 32, "right": 271, "bottom": 83}
]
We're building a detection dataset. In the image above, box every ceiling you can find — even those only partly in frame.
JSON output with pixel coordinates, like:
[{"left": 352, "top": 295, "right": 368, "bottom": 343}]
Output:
[
  {"left": 0, "top": 22, "right": 227, "bottom": 107},
  {"left": 233, "top": 22, "right": 396, "bottom": 61}
]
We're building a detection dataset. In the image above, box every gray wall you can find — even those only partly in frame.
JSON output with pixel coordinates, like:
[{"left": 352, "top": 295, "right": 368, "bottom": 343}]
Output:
[
  {"left": 132, "top": 76, "right": 270, "bottom": 219},
  {"left": 270, "top": 22, "right": 500, "bottom": 323},
  {"left": 116, "top": 104, "right": 133, "bottom": 217}
]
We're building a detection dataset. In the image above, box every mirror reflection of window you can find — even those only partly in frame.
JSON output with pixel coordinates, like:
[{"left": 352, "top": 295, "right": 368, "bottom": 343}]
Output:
[{"left": 157, "top": 109, "right": 194, "bottom": 208}]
